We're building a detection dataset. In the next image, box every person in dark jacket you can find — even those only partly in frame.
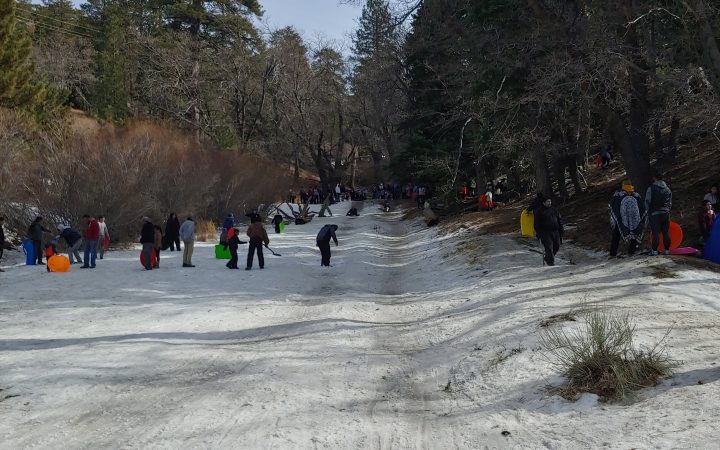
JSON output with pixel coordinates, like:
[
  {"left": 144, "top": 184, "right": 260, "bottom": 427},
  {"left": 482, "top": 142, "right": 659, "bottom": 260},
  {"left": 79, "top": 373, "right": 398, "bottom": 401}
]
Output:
[
  {"left": 140, "top": 217, "right": 155, "bottom": 271},
  {"left": 57, "top": 224, "right": 83, "bottom": 265},
  {"left": 224, "top": 228, "right": 245, "bottom": 269},
  {"left": 246, "top": 221, "right": 269, "bottom": 270},
  {"left": 644, "top": 173, "right": 672, "bottom": 255},
  {"left": 534, "top": 198, "right": 564, "bottom": 266},
  {"left": 164, "top": 213, "right": 181, "bottom": 251},
  {"left": 316, "top": 224, "right": 339, "bottom": 267},
  {"left": 271, "top": 214, "right": 284, "bottom": 234},
  {"left": 526, "top": 192, "right": 545, "bottom": 215},
  {"left": 28, "top": 216, "right": 50, "bottom": 265},
  {"left": 0, "top": 216, "right": 5, "bottom": 271},
  {"left": 223, "top": 214, "right": 235, "bottom": 230}
]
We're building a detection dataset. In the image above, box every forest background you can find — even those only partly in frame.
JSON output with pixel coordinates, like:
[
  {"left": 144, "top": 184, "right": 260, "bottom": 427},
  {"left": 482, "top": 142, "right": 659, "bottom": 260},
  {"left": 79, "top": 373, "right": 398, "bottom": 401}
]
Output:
[{"left": 2, "top": 0, "right": 720, "bottom": 240}]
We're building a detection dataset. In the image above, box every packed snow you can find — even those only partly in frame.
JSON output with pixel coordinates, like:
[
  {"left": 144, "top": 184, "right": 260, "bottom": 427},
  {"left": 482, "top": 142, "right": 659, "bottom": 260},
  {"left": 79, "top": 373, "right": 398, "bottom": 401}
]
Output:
[{"left": 1, "top": 202, "right": 719, "bottom": 449}]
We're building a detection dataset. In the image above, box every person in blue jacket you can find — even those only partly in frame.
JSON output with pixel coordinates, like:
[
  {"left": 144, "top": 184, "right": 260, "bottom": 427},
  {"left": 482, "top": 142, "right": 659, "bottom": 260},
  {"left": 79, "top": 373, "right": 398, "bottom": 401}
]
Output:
[
  {"left": 316, "top": 224, "right": 339, "bottom": 267},
  {"left": 223, "top": 214, "right": 235, "bottom": 230},
  {"left": 57, "top": 225, "right": 83, "bottom": 265}
]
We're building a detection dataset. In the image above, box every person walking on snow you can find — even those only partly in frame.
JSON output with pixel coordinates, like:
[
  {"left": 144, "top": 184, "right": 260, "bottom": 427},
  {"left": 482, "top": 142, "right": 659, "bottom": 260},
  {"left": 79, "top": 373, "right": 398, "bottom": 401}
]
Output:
[
  {"left": 179, "top": 217, "right": 196, "bottom": 267},
  {"left": 140, "top": 217, "right": 155, "bottom": 271},
  {"left": 224, "top": 227, "right": 245, "bottom": 269},
  {"left": 644, "top": 173, "right": 672, "bottom": 255},
  {"left": 609, "top": 182, "right": 646, "bottom": 258},
  {"left": 316, "top": 224, "right": 339, "bottom": 267},
  {"left": 335, "top": 183, "right": 342, "bottom": 202},
  {"left": 246, "top": 217, "right": 269, "bottom": 270},
  {"left": 97, "top": 216, "right": 110, "bottom": 259},
  {"left": 534, "top": 197, "right": 564, "bottom": 266},
  {"left": 28, "top": 216, "right": 50, "bottom": 265},
  {"left": 57, "top": 224, "right": 83, "bottom": 265},
  {"left": 153, "top": 225, "right": 163, "bottom": 268},
  {"left": 81, "top": 215, "right": 100, "bottom": 269},
  {"left": 164, "top": 213, "right": 181, "bottom": 251}
]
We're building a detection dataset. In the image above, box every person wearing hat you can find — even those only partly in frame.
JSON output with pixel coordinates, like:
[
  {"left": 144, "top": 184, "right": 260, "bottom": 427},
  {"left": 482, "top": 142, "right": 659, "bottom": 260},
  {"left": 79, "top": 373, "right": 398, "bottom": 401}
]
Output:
[
  {"left": 28, "top": 216, "right": 50, "bottom": 265},
  {"left": 57, "top": 224, "right": 84, "bottom": 265},
  {"left": 140, "top": 217, "right": 155, "bottom": 271},
  {"left": 609, "top": 181, "right": 646, "bottom": 258}
]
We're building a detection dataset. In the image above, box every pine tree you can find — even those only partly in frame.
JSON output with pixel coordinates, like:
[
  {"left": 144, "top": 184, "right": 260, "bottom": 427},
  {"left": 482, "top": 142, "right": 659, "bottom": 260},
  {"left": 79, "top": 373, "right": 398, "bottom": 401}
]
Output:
[
  {"left": 0, "top": 0, "right": 46, "bottom": 111},
  {"left": 352, "top": 0, "right": 396, "bottom": 63}
]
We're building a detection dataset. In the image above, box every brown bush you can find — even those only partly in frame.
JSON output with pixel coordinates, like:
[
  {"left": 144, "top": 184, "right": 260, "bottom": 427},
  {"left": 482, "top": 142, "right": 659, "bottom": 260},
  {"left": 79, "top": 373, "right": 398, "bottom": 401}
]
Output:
[
  {"left": 195, "top": 219, "right": 217, "bottom": 242},
  {"left": 0, "top": 114, "right": 293, "bottom": 242}
]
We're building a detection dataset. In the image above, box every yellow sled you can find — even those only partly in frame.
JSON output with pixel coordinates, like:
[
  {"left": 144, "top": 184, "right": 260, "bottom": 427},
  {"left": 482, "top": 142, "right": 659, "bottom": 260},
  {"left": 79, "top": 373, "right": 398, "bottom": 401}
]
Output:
[{"left": 520, "top": 210, "right": 535, "bottom": 238}]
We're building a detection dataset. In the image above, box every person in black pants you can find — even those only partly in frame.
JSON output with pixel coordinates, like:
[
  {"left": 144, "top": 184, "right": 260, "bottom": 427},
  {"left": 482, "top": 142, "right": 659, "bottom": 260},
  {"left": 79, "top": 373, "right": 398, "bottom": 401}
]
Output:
[
  {"left": 271, "top": 214, "right": 283, "bottom": 234},
  {"left": 246, "top": 218, "right": 269, "bottom": 270},
  {"left": 534, "top": 197, "right": 564, "bottom": 266},
  {"left": 164, "top": 213, "right": 181, "bottom": 251},
  {"left": 28, "top": 216, "right": 50, "bottom": 265},
  {"left": 225, "top": 228, "right": 245, "bottom": 269},
  {"left": 644, "top": 173, "right": 673, "bottom": 255},
  {"left": 140, "top": 217, "right": 155, "bottom": 271},
  {"left": 0, "top": 216, "right": 5, "bottom": 271},
  {"left": 316, "top": 224, "right": 339, "bottom": 267}
]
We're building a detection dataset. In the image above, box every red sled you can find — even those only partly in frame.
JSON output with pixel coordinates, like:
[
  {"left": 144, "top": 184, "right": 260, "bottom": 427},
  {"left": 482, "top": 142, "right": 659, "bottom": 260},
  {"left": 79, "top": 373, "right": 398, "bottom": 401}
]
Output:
[
  {"left": 139, "top": 248, "right": 158, "bottom": 267},
  {"left": 104, "top": 235, "right": 110, "bottom": 251}
]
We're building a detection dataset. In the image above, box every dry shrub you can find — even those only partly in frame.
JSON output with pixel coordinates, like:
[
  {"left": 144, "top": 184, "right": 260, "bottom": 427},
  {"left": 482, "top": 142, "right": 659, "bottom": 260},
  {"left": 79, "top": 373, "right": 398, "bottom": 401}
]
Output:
[
  {"left": 541, "top": 310, "right": 678, "bottom": 402},
  {"left": 1, "top": 115, "right": 292, "bottom": 241},
  {"left": 195, "top": 219, "right": 217, "bottom": 242}
]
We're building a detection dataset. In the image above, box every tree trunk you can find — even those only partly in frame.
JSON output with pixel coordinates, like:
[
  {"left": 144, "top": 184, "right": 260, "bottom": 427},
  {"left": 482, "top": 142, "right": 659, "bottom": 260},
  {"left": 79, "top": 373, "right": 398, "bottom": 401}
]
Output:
[{"left": 533, "top": 143, "right": 552, "bottom": 198}]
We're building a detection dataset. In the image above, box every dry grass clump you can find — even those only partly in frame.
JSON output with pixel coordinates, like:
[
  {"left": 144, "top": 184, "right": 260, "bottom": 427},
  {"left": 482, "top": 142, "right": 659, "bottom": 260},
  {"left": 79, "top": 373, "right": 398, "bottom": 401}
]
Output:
[
  {"left": 195, "top": 219, "right": 218, "bottom": 242},
  {"left": 541, "top": 310, "right": 678, "bottom": 402}
]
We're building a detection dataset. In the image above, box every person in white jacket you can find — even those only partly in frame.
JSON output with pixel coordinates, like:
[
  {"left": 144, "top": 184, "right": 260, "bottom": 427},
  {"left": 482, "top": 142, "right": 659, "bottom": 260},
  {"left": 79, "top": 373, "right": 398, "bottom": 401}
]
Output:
[
  {"left": 179, "top": 217, "right": 196, "bottom": 267},
  {"left": 97, "top": 216, "right": 110, "bottom": 259}
]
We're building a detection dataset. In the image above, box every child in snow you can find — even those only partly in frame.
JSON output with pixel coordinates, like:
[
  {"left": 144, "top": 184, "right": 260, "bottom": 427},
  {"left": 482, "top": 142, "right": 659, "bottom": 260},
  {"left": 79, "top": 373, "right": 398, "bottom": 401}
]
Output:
[
  {"left": 271, "top": 214, "right": 284, "bottom": 234},
  {"left": 246, "top": 220, "right": 269, "bottom": 270},
  {"left": 534, "top": 196, "right": 564, "bottom": 266},
  {"left": 44, "top": 242, "right": 58, "bottom": 272},
  {"left": 316, "top": 224, "right": 339, "bottom": 267},
  {"left": 224, "top": 228, "right": 245, "bottom": 269},
  {"left": 698, "top": 200, "right": 716, "bottom": 243}
]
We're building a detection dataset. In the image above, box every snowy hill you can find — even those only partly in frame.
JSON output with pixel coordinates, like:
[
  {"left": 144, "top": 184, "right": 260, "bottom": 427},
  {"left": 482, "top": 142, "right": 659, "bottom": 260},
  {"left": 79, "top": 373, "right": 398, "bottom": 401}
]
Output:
[{"left": 1, "top": 203, "right": 718, "bottom": 448}]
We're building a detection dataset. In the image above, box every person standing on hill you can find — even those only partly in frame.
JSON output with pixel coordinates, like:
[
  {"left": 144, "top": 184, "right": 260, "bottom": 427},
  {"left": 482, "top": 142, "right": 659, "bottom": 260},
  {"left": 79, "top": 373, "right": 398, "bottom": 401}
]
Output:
[
  {"left": 140, "top": 217, "right": 155, "bottom": 271},
  {"left": 609, "top": 182, "right": 646, "bottom": 258},
  {"left": 28, "top": 216, "right": 50, "bottom": 265},
  {"left": 179, "top": 217, "right": 196, "bottom": 267},
  {"left": 97, "top": 216, "right": 110, "bottom": 259},
  {"left": 534, "top": 197, "right": 564, "bottom": 266},
  {"left": 0, "top": 216, "right": 6, "bottom": 271},
  {"left": 164, "top": 213, "right": 181, "bottom": 251},
  {"left": 81, "top": 215, "right": 100, "bottom": 269},
  {"left": 644, "top": 173, "right": 673, "bottom": 255},
  {"left": 698, "top": 200, "right": 716, "bottom": 243},
  {"left": 316, "top": 224, "right": 339, "bottom": 267},
  {"left": 246, "top": 217, "right": 269, "bottom": 270}
]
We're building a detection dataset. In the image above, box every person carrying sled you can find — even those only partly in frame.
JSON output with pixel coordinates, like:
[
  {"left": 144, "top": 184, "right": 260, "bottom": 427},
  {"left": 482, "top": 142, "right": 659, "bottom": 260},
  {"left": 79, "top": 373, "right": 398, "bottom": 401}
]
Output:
[
  {"left": 609, "top": 182, "right": 646, "bottom": 258},
  {"left": 644, "top": 173, "right": 673, "bottom": 255},
  {"left": 57, "top": 224, "right": 83, "bottom": 265},
  {"left": 224, "top": 227, "right": 245, "bottom": 269},
  {"left": 28, "top": 216, "right": 50, "bottom": 265},
  {"left": 316, "top": 224, "right": 339, "bottom": 267},
  {"left": 246, "top": 217, "right": 269, "bottom": 270},
  {"left": 534, "top": 196, "right": 564, "bottom": 266},
  {"left": 140, "top": 217, "right": 155, "bottom": 271},
  {"left": 164, "top": 213, "right": 181, "bottom": 251},
  {"left": 271, "top": 214, "right": 284, "bottom": 234}
]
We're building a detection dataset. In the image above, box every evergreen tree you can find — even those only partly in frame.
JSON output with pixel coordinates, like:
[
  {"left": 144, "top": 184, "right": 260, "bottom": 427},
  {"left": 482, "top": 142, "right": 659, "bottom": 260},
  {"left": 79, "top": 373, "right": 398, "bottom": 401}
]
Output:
[{"left": 0, "top": 0, "right": 46, "bottom": 111}]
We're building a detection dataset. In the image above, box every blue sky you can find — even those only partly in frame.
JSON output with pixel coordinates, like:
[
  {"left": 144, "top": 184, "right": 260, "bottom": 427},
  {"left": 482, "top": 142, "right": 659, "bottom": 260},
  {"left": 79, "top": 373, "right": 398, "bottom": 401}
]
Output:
[{"left": 258, "top": 0, "right": 362, "bottom": 49}]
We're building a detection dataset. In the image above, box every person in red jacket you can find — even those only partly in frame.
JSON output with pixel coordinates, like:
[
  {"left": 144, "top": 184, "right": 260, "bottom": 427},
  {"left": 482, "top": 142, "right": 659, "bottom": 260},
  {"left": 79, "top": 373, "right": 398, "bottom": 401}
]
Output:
[{"left": 81, "top": 214, "right": 100, "bottom": 269}]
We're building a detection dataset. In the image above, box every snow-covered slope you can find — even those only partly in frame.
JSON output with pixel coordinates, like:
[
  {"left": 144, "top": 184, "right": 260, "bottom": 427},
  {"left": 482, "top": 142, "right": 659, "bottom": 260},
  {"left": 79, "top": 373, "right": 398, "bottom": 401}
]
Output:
[{"left": 1, "top": 203, "right": 718, "bottom": 449}]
